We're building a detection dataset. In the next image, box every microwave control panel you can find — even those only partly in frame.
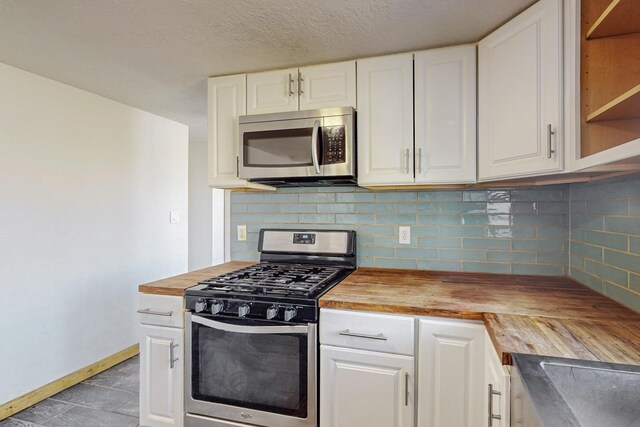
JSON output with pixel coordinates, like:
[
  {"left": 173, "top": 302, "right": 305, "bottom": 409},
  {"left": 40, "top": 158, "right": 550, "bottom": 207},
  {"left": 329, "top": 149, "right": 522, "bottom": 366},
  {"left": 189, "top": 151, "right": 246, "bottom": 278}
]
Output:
[{"left": 323, "top": 126, "right": 346, "bottom": 164}]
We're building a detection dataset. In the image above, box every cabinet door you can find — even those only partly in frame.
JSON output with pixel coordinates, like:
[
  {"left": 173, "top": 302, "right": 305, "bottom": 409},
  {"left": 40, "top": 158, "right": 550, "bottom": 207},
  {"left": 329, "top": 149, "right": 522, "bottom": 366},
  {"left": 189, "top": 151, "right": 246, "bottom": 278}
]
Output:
[
  {"left": 299, "top": 61, "right": 356, "bottom": 110},
  {"left": 140, "top": 324, "right": 183, "bottom": 427},
  {"left": 320, "top": 345, "right": 414, "bottom": 427},
  {"left": 415, "top": 45, "right": 477, "bottom": 184},
  {"left": 478, "top": 0, "right": 563, "bottom": 180},
  {"left": 246, "top": 68, "right": 298, "bottom": 114},
  {"left": 357, "top": 53, "right": 414, "bottom": 185},
  {"left": 418, "top": 318, "right": 485, "bottom": 427},
  {"left": 484, "top": 332, "right": 510, "bottom": 427}
]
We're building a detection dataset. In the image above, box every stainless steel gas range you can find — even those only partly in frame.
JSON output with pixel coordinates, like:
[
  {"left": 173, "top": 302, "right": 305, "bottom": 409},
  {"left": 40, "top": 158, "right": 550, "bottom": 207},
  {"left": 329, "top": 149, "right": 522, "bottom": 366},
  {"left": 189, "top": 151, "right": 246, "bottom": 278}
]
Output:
[{"left": 184, "top": 229, "right": 356, "bottom": 427}]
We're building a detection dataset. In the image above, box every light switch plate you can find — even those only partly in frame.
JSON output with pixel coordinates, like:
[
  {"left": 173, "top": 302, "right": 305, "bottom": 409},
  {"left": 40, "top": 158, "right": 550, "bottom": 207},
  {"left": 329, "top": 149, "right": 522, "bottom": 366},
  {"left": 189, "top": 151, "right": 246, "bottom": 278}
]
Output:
[
  {"left": 399, "top": 226, "right": 411, "bottom": 244},
  {"left": 237, "top": 225, "right": 247, "bottom": 241},
  {"left": 170, "top": 211, "right": 180, "bottom": 224}
]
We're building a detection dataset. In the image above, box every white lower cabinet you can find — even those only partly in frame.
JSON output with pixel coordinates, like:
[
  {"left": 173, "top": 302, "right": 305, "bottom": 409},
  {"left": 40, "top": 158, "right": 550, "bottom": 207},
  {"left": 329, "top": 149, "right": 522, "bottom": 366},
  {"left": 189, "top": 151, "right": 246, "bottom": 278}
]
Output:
[
  {"left": 483, "top": 331, "right": 510, "bottom": 427},
  {"left": 320, "top": 345, "right": 414, "bottom": 427},
  {"left": 139, "top": 295, "right": 184, "bottom": 427},
  {"left": 417, "top": 317, "right": 485, "bottom": 427}
]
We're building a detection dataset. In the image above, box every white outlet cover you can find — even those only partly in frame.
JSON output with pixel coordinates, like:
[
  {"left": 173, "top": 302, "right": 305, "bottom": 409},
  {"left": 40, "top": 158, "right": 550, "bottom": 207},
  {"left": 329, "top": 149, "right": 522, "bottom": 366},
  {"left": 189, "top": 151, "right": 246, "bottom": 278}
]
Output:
[
  {"left": 237, "top": 225, "right": 247, "bottom": 241},
  {"left": 170, "top": 211, "right": 180, "bottom": 223},
  {"left": 399, "top": 226, "right": 411, "bottom": 244}
]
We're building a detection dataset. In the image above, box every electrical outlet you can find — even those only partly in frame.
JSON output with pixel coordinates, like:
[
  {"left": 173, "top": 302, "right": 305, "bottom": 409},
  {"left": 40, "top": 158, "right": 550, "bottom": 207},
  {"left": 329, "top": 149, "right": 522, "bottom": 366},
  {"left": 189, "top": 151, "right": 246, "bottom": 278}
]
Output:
[
  {"left": 170, "top": 211, "right": 180, "bottom": 224},
  {"left": 399, "top": 226, "right": 411, "bottom": 244},
  {"left": 237, "top": 225, "right": 247, "bottom": 241}
]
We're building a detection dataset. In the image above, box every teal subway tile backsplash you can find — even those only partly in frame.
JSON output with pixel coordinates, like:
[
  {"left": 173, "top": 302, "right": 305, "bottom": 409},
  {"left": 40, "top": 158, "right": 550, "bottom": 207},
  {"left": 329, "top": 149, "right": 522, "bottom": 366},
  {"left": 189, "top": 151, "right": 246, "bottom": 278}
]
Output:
[
  {"left": 569, "top": 174, "right": 640, "bottom": 312},
  {"left": 230, "top": 186, "right": 571, "bottom": 278}
]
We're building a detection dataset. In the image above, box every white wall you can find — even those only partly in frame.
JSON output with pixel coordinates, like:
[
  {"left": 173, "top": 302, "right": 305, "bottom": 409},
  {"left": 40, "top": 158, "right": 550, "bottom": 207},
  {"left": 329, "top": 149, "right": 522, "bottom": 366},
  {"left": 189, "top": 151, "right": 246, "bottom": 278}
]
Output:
[
  {"left": 188, "top": 140, "right": 213, "bottom": 269},
  {"left": 0, "top": 62, "right": 189, "bottom": 404}
]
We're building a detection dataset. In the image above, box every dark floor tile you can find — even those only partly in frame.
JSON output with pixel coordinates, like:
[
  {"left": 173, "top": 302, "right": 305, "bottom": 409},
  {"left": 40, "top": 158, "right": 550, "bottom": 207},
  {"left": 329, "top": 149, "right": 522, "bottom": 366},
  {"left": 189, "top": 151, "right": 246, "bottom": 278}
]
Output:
[
  {"left": 113, "top": 394, "right": 139, "bottom": 418},
  {"left": 84, "top": 369, "right": 139, "bottom": 392},
  {"left": 43, "top": 406, "right": 137, "bottom": 427},
  {"left": 50, "top": 383, "right": 135, "bottom": 412},
  {"left": 112, "top": 356, "right": 139, "bottom": 374},
  {"left": 11, "top": 399, "right": 74, "bottom": 424},
  {"left": 0, "top": 418, "right": 44, "bottom": 427}
]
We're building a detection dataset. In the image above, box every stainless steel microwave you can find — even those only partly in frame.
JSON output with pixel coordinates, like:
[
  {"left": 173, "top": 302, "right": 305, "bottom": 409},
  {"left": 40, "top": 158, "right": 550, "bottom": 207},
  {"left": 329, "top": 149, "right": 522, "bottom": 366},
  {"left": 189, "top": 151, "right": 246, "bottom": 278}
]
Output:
[{"left": 238, "top": 107, "right": 356, "bottom": 186}]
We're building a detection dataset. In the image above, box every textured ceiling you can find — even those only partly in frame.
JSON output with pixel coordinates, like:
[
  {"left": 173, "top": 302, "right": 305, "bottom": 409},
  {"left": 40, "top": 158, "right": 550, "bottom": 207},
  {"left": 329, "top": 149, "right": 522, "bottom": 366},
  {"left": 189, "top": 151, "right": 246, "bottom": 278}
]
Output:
[{"left": 0, "top": 0, "right": 536, "bottom": 143}]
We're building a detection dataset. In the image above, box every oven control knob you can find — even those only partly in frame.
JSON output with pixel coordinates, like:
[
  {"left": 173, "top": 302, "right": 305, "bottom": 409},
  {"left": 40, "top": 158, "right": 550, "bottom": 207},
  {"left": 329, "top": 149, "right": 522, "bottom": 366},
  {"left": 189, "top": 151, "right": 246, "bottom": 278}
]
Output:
[
  {"left": 210, "top": 300, "right": 224, "bottom": 315},
  {"left": 194, "top": 299, "right": 207, "bottom": 313},
  {"left": 266, "top": 305, "right": 279, "bottom": 320},
  {"left": 238, "top": 303, "right": 251, "bottom": 318},
  {"left": 284, "top": 306, "right": 297, "bottom": 322}
]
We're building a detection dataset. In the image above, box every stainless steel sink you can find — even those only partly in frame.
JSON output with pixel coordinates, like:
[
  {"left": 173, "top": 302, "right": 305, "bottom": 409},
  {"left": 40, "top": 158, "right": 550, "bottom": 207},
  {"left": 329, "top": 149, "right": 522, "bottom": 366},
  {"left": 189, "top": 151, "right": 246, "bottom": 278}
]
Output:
[{"left": 511, "top": 353, "right": 640, "bottom": 427}]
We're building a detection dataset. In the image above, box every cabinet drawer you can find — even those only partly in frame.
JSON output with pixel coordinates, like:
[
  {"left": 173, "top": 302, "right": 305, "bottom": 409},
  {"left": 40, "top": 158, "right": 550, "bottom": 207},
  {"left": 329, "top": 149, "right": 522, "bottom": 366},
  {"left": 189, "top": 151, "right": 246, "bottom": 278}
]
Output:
[
  {"left": 320, "top": 309, "right": 414, "bottom": 356},
  {"left": 138, "top": 293, "right": 184, "bottom": 328}
]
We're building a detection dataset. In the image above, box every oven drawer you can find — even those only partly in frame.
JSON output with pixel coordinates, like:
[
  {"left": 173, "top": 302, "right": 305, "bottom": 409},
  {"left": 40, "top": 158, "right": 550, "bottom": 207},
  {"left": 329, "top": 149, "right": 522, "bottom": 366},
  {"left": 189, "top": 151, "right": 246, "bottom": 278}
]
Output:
[
  {"left": 320, "top": 309, "right": 415, "bottom": 356},
  {"left": 138, "top": 293, "right": 184, "bottom": 328}
]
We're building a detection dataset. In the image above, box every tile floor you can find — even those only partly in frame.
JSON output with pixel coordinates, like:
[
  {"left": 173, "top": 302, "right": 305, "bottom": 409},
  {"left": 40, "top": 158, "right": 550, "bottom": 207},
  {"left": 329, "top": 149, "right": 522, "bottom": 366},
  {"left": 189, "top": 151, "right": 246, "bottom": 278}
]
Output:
[{"left": 1, "top": 356, "right": 140, "bottom": 427}]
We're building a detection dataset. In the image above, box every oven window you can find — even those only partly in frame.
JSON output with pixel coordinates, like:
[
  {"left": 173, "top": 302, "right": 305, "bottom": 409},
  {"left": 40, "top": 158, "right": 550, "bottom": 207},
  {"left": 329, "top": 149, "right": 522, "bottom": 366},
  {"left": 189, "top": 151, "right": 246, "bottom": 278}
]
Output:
[
  {"left": 243, "top": 128, "right": 315, "bottom": 167},
  {"left": 191, "top": 321, "right": 308, "bottom": 418}
]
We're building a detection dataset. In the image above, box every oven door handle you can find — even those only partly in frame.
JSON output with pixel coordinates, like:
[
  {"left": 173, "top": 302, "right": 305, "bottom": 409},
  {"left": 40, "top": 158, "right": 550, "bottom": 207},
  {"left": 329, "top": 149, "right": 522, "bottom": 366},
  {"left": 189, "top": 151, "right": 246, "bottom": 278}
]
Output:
[
  {"left": 311, "top": 119, "right": 321, "bottom": 175},
  {"left": 191, "top": 314, "right": 309, "bottom": 334}
]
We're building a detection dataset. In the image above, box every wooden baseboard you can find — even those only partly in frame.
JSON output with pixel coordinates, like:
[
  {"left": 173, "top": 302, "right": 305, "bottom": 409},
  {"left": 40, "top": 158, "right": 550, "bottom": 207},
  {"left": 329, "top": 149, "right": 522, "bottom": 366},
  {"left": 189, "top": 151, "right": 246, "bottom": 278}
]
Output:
[{"left": 0, "top": 344, "right": 139, "bottom": 421}]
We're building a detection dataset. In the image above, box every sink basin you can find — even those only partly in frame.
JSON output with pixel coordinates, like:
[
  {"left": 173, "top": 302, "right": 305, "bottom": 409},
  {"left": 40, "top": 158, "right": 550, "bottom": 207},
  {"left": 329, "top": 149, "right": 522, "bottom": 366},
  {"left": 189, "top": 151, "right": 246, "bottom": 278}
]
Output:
[{"left": 511, "top": 354, "right": 640, "bottom": 427}]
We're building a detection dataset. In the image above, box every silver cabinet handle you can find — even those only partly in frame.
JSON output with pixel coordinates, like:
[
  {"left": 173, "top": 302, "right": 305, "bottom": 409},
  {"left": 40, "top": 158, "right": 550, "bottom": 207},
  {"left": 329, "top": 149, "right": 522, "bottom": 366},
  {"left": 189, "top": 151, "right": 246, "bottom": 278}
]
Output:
[
  {"left": 402, "top": 148, "right": 410, "bottom": 174},
  {"left": 298, "top": 71, "right": 304, "bottom": 96},
  {"left": 137, "top": 308, "right": 173, "bottom": 317},
  {"left": 547, "top": 124, "right": 556, "bottom": 159},
  {"left": 488, "top": 384, "right": 502, "bottom": 426},
  {"left": 338, "top": 329, "right": 388, "bottom": 341},
  {"left": 288, "top": 73, "right": 295, "bottom": 97},
  {"left": 169, "top": 341, "right": 179, "bottom": 369},
  {"left": 405, "top": 372, "right": 409, "bottom": 406},
  {"left": 416, "top": 148, "right": 422, "bottom": 174},
  {"left": 311, "top": 120, "right": 321, "bottom": 174}
]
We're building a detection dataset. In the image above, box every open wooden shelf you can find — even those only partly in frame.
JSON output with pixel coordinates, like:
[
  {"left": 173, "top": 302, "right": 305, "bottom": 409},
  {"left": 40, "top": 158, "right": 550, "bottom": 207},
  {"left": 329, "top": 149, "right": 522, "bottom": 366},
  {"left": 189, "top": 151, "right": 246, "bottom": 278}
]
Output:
[
  {"left": 586, "top": 0, "right": 640, "bottom": 39},
  {"left": 586, "top": 84, "right": 640, "bottom": 122}
]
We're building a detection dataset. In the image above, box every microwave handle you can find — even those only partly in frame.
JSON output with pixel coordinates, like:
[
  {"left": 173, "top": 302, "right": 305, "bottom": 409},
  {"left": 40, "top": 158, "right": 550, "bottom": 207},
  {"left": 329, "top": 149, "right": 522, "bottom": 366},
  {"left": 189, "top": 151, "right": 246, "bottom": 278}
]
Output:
[{"left": 311, "top": 120, "right": 321, "bottom": 174}]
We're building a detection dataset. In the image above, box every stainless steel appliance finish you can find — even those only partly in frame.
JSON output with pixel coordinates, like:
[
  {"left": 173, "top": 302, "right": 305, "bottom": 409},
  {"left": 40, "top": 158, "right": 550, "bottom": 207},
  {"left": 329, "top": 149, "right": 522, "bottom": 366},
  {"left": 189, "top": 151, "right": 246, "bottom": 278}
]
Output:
[
  {"left": 511, "top": 353, "right": 640, "bottom": 427},
  {"left": 186, "top": 314, "right": 317, "bottom": 427},
  {"left": 238, "top": 107, "right": 356, "bottom": 186},
  {"left": 185, "top": 229, "right": 356, "bottom": 427}
]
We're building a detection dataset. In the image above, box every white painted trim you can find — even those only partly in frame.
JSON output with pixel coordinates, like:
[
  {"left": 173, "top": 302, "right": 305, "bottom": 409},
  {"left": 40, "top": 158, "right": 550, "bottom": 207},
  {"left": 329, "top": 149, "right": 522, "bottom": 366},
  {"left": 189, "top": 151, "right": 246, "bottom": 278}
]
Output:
[{"left": 224, "top": 190, "right": 231, "bottom": 262}]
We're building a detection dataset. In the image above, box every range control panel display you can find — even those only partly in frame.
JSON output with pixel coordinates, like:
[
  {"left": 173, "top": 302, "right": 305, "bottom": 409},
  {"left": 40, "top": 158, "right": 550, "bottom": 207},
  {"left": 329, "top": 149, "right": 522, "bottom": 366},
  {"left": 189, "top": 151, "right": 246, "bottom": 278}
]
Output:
[
  {"left": 323, "top": 126, "right": 346, "bottom": 164},
  {"left": 293, "top": 233, "right": 316, "bottom": 244}
]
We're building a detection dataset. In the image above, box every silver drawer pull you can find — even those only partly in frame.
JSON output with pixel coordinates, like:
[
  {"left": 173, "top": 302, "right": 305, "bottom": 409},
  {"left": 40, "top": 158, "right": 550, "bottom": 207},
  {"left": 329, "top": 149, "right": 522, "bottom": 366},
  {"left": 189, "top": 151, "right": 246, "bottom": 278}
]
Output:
[
  {"left": 339, "top": 329, "right": 388, "bottom": 341},
  {"left": 488, "top": 384, "right": 502, "bottom": 426},
  {"left": 169, "top": 341, "right": 179, "bottom": 369},
  {"left": 137, "top": 308, "right": 173, "bottom": 317}
]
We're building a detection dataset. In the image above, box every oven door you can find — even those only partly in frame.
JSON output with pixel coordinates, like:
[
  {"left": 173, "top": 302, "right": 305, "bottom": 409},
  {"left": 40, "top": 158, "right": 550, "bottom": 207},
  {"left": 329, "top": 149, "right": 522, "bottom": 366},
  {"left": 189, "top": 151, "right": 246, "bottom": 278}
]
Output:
[
  {"left": 185, "top": 313, "right": 317, "bottom": 427},
  {"left": 238, "top": 118, "right": 324, "bottom": 180}
]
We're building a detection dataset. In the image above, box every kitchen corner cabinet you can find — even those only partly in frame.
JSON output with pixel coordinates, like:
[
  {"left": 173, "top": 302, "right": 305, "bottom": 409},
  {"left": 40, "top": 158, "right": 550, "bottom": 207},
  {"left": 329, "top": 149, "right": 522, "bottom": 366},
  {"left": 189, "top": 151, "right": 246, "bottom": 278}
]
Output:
[
  {"left": 139, "top": 294, "right": 184, "bottom": 427},
  {"left": 207, "top": 75, "right": 273, "bottom": 191},
  {"left": 478, "top": 0, "right": 564, "bottom": 181},
  {"left": 483, "top": 331, "right": 510, "bottom": 427},
  {"left": 357, "top": 53, "right": 415, "bottom": 185},
  {"left": 418, "top": 317, "right": 485, "bottom": 427},
  {"left": 414, "top": 45, "right": 477, "bottom": 184},
  {"left": 246, "top": 61, "right": 356, "bottom": 115}
]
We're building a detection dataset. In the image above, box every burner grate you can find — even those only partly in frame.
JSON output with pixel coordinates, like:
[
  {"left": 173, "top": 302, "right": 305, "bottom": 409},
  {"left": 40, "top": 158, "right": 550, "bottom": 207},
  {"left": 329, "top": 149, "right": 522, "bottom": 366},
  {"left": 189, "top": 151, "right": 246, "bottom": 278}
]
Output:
[{"left": 197, "top": 263, "right": 344, "bottom": 297}]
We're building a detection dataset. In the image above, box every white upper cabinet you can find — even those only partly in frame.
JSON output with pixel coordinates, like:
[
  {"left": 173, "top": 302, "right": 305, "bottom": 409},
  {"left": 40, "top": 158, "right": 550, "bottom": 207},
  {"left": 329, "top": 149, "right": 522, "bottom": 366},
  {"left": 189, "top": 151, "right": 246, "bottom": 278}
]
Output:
[
  {"left": 478, "top": 0, "right": 563, "bottom": 181},
  {"left": 299, "top": 61, "right": 356, "bottom": 110},
  {"left": 357, "top": 53, "right": 414, "bottom": 185},
  {"left": 246, "top": 68, "right": 299, "bottom": 115},
  {"left": 208, "top": 75, "right": 274, "bottom": 190},
  {"left": 247, "top": 62, "right": 356, "bottom": 115},
  {"left": 415, "top": 45, "right": 477, "bottom": 184}
]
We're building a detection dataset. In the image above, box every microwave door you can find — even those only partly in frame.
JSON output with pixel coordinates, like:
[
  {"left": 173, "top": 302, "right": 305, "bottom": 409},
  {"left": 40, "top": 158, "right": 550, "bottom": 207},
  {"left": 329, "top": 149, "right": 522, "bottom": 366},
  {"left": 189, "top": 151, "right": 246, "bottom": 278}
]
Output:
[{"left": 239, "top": 118, "right": 324, "bottom": 180}]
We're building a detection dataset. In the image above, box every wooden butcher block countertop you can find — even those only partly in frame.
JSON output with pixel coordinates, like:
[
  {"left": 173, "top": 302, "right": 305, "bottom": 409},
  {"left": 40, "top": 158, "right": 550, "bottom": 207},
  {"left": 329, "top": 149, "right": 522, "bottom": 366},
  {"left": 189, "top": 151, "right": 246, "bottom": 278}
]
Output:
[
  {"left": 319, "top": 268, "right": 640, "bottom": 365},
  {"left": 138, "top": 261, "right": 254, "bottom": 296}
]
